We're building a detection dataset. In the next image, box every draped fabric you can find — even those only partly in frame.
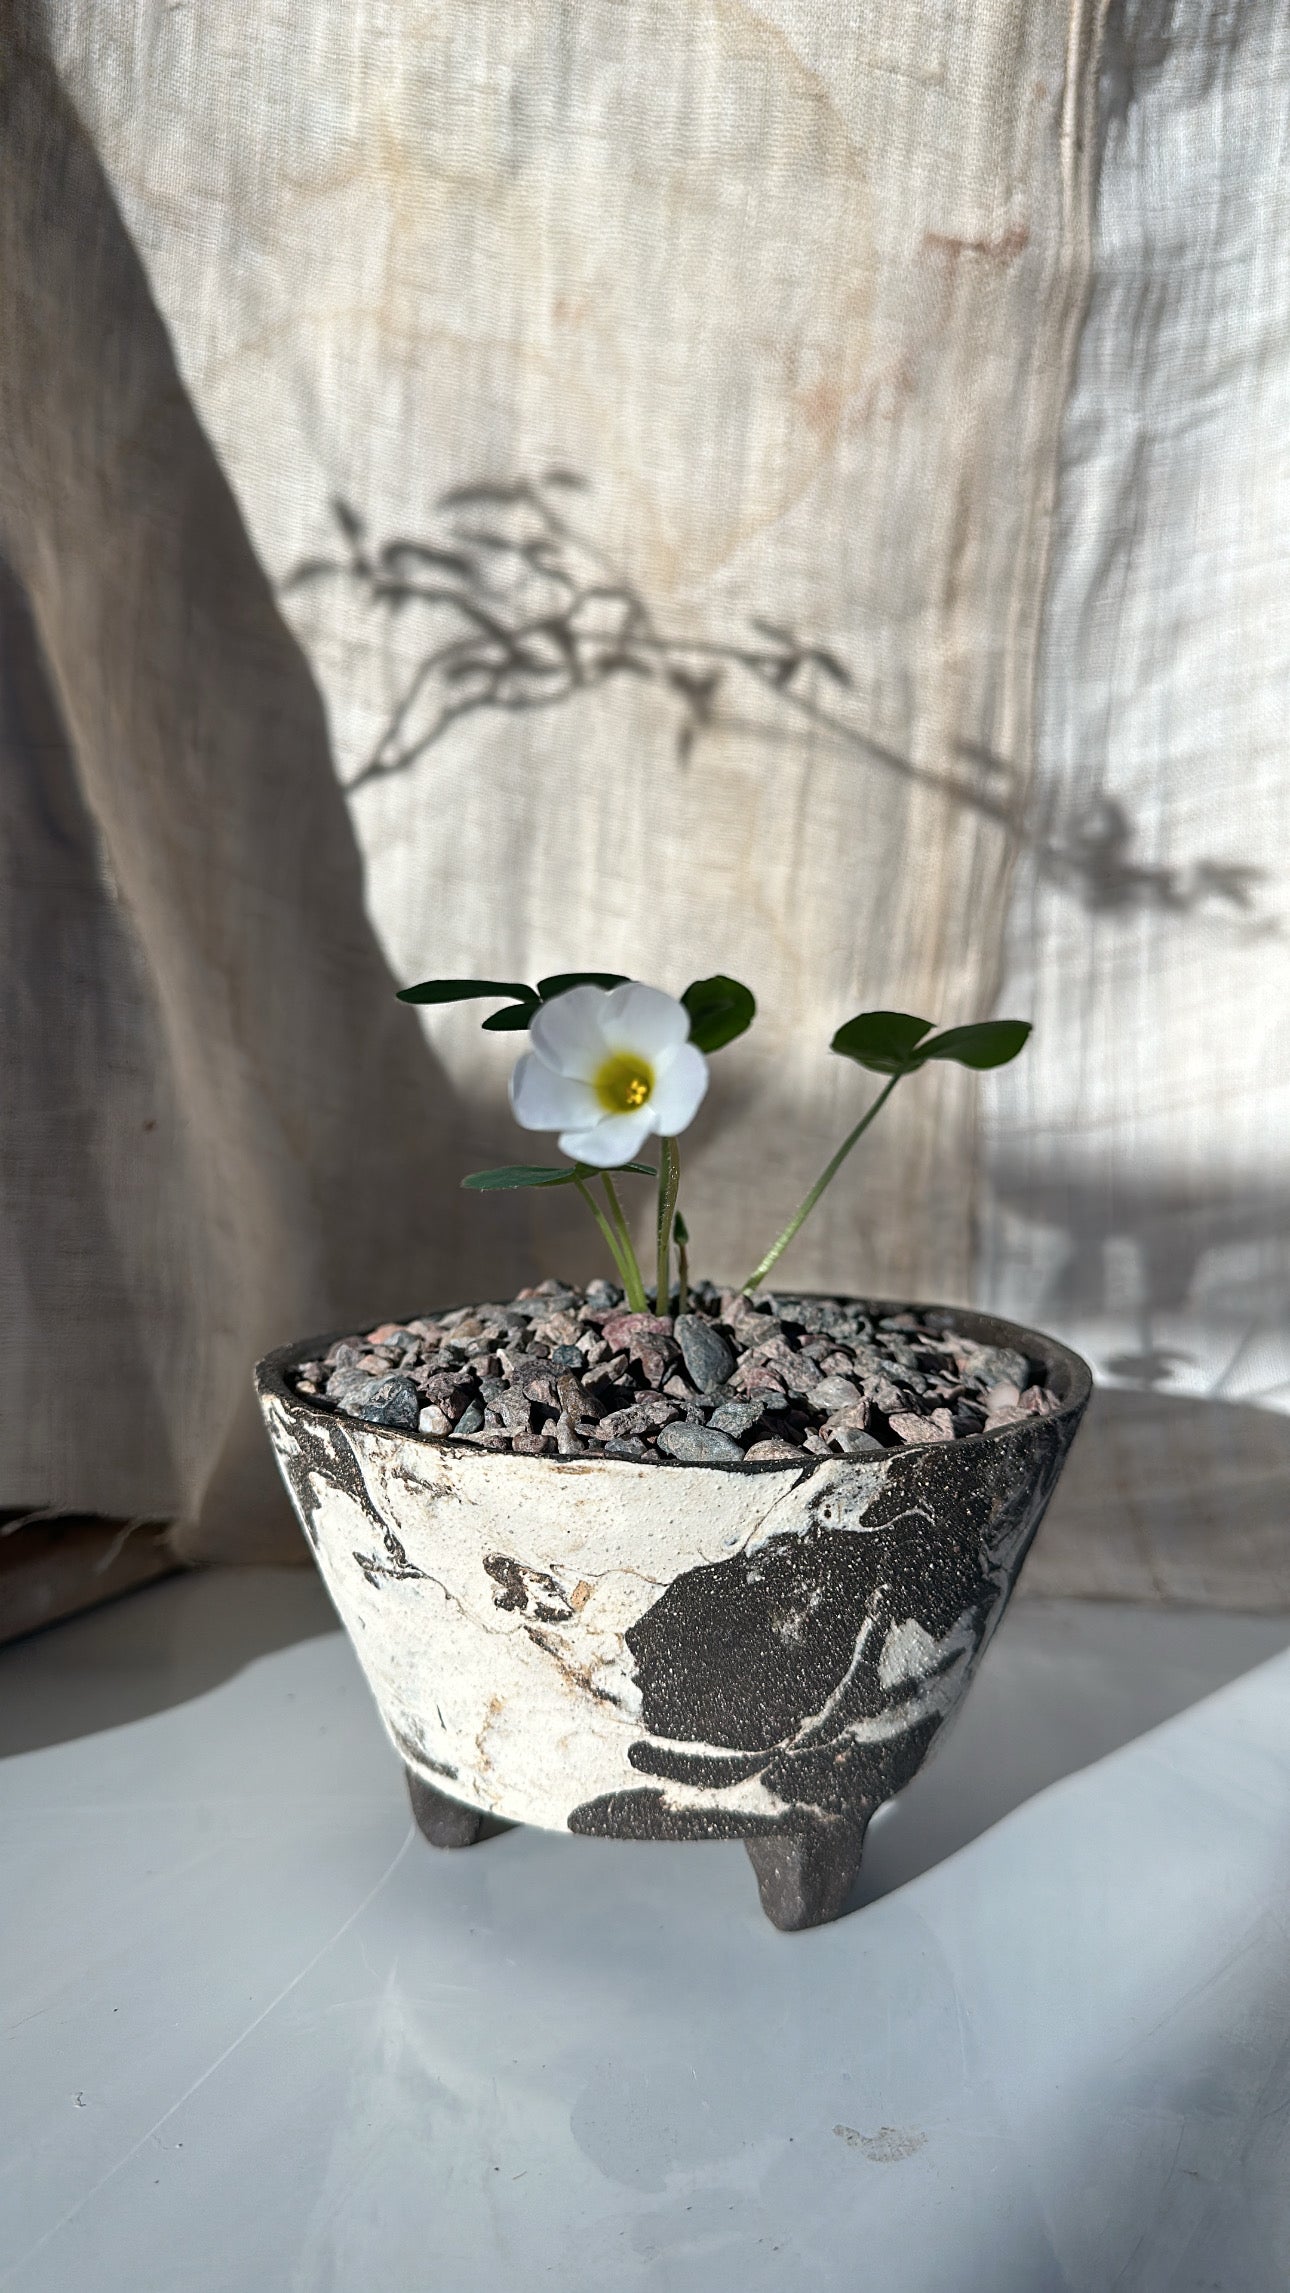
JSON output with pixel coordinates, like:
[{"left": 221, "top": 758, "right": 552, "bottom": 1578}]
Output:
[
  {"left": 982, "top": 1, "right": 1290, "bottom": 1601},
  {"left": 1, "top": 0, "right": 1286, "bottom": 1580}
]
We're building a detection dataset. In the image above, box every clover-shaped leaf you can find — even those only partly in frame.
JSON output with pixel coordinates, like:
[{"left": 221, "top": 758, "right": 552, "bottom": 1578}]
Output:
[
  {"left": 830, "top": 1009, "right": 1030, "bottom": 1074},
  {"left": 397, "top": 976, "right": 535, "bottom": 1010},
  {"left": 535, "top": 971, "right": 630, "bottom": 998},
  {"left": 915, "top": 1019, "right": 1031, "bottom": 1069},
  {"left": 480, "top": 1003, "right": 542, "bottom": 1032},
  {"left": 682, "top": 975, "right": 756, "bottom": 1053},
  {"left": 398, "top": 969, "right": 634, "bottom": 1032},
  {"left": 830, "top": 1010, "right": 935, "bottom": 1073}
]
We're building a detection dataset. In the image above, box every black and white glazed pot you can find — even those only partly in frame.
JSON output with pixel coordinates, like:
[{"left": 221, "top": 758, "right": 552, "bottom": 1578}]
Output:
[{"left": 256, "top": 1303, "right": 1090, "bottom": 1929}]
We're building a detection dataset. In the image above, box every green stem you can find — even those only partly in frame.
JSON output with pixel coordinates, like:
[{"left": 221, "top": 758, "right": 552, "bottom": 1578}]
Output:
[
  {"left": 601, "top": 1174, "right": 649, "bottom": 1312},
  {"left": 655, "top": 1138, "right": 680, "bottom": 1316},
  {"left": 674, "top": 1211, "right": 690, "bottom": 1317},
  {"left": 600, "top": 1174, "right": 634, "bottom": 1266},
  {"left": 742, "top": 1074, "right": 903, "bottom": 1293},
  {"left": 574, "top": 1179, "right": 635, "bottom": 1296}
]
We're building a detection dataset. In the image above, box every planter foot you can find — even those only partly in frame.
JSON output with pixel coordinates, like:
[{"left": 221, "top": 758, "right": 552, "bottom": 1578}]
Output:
[
  {"left": 405, "top": 1766, "right": 496, "bottom": 1849},
  {"left": 744, "top": 1815, "right": 871, "bottom": 1931}
]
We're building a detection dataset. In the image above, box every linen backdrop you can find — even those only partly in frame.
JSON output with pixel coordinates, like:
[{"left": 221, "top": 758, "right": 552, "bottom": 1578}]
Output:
[{"left": 1, "top": 0, "right": 1286, "bottom": 1581}]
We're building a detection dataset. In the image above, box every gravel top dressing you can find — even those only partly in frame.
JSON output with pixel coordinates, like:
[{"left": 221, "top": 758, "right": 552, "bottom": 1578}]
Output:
[{"left": 290, "top": 1280, "right": 1064, "bottom": 1465}]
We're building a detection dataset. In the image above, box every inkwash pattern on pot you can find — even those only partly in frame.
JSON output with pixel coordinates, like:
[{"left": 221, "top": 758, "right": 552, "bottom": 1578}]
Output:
[{"left": 289, "top": 971, "right": 1050, "bottom": 1463}]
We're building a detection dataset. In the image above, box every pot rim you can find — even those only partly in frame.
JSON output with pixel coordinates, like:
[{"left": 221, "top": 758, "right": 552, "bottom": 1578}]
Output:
[{"left": 255, "top": 1296, "right": 1093, "bottom": 1476}]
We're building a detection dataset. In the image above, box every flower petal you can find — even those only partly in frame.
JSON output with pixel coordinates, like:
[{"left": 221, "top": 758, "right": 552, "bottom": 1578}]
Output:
[
  {"left": 558, "top": 1110, "right": 654, "bottom": 1167},
  {"left": 509, "top": 1051, "right": 599, "bottom": 1132},
  {"left": 645, "top": 1040, "right": 709, "bottom": 1134},
  {"left": 529, "top": 985, "right": 610, "bottom": 1079},
  {"left": 599, "top": 982, "right": 691, "bottom": 1058}
]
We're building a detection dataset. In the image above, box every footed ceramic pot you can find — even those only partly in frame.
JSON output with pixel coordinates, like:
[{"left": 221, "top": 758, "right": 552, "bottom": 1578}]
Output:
[{"left": 256, "top": 1302, "right": 1090, "bottom": 1930}]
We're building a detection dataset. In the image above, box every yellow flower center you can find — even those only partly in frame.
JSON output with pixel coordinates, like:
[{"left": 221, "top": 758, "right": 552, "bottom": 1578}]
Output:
[{"left": 594, "top": 1050, "right": 654, "bottom": 1115}]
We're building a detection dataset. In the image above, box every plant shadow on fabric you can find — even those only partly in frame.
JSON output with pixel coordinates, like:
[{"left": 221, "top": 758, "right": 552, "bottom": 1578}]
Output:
[{"left": 283, "top": 473, "right": 1271, "bottom": 932}]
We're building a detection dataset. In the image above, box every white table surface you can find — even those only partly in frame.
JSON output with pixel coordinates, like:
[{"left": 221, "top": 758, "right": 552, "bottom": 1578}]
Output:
[{"left": 3, "top": 1569, "right": 1289, "bottom": 2293}]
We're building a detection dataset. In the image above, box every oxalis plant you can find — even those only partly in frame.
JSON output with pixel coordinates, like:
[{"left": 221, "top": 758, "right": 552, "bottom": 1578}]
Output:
[{"left": 397, "top": 970, "right": 1030, "bottom": 1312}]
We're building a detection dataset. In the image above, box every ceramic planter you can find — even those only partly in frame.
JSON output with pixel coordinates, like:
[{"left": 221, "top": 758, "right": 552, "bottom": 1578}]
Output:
[{"left": 256, "top": 1302, "right": 1090, "bottom": 1928}]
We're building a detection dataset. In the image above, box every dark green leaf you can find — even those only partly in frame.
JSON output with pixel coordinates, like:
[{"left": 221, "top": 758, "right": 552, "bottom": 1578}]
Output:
[
  {"left": 682, "top": 975, "right": 756, "bottom": 1053},
  {"left": 462, "top": 1165, "right": 580, "bottom": 1191},
  {"left": 914, "top": 1019, "right": 1032, "bottom": 1070},
  {"left": 535, "top": 972, "right": 631, "bottom": 998},
  {"left": 481, "top": 1002, "right": 542, "bottom": 1031},
  {"left": 397, "top": 976, "right": 535, "bottom": 1007},
  {"left": 830, "top": 1010, "right": 935, "bottom": 1073},
  {"left": 673, "top": 1210, "right": 690, "bottom": 1244},
  {"left": 462, "top": 1161, "right": 654, "bottom": 1192}
]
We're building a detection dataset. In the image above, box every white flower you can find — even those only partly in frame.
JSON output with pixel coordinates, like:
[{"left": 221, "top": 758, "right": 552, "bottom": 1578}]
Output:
[{"left": 509, "top": 982, "right": 709, "bottom": 1167}]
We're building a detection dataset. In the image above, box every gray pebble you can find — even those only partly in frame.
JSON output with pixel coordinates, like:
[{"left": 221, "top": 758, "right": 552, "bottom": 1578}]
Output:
[
  {"left": 830, "top": 1426, "right": 886, "bottom": 1457},
  {"left": 964, "top": 1343, "right": 1031, "bottom": 1389},
  {"left": 822, "top": 1400, "right": 870, "bottom": 1436},
  {"left": 744, "top": 1438, "right": 803, "bottom": 1462},
  {"left": 870, "top": 1377, "right": 907, "bottom": 1416},
  {"left": 417, "top": 1404, "right": 452, "bottom": 1438},
  {"left": 553, "top": 1413, "right": 588, "bottom": 1457},
  {"left": 984, "top": 1380, "right": 1021, "bottom": 1414},
  {"left": 657, "top": 1421, "right": 745, "bottom": 1464},
  {"left": 604, "top": 1437, "right": 651, "bottom": 1461},
  {"left": 419, "top": 1368, "right": 469, "bottom": 1404},
  {"left": 782, "top": 1358, "right": 823, "bottom": 1397},
  {"left": 708, "top": 1399, "right": 766, "bottom": 1439},
  {"left": 590, "top": 1394, "right": 677, "bottom": 1439},
  {"left": 845, "top": 1345, "right": 889, "bottom": 1382},
  {"left": 811, "top": 1375, "right": 861, "bottom": 1413},
  {"left": 550, "top": 1345, "right": 584, "bottom": 1371},
  {"left": 325, "top": 1366, "right": 371, "bottom": 1402},
  {"left": 340, "top": 1374, "right": 421, "bottom": 1432},
  {"left": 557, "top": 1371, "right": 601, "bottom": 1423},
  {"left": 675, "top": 1314, "right": 736, "bottom": 1393},
  {"left": 634, "top": 1338, "right": 679, "bottom": 1388},
  {"left": 489, "top": 1390, "right": 534, "bottom": 1433},
  {"left": 888, "top": 1410, "right": 953, "bottom": 1446},
  {"left": 451, "top": 1398, "right": 484, "bottom": 1438}
]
